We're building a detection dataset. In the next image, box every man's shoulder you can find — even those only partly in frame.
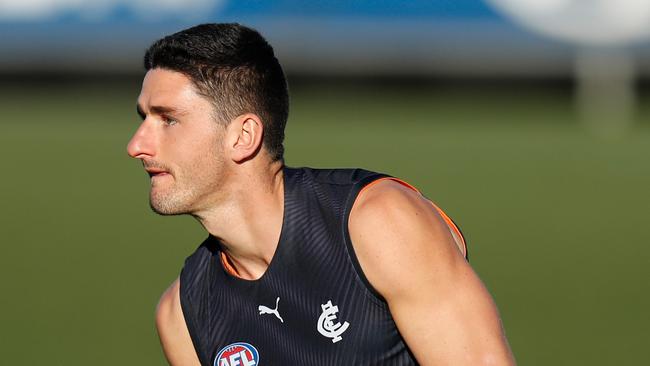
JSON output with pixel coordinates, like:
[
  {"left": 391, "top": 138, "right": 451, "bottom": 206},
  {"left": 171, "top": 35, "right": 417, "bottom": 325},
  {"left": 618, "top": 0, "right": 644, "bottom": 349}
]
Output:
[
  {"left": 156, "top": 278, "right": 202, "bottom": 365},
  {"left": 350, "top": 178, "right": 440, "bottom": 238},
  {"left": 351, "top": 178, "right": 422, "bottom": 214},
  {"left": 348, "top": 179, "right": 466, "bottom": 295},
  {"left": 156, "top": 278, "right": 181, "bottom": 325}
]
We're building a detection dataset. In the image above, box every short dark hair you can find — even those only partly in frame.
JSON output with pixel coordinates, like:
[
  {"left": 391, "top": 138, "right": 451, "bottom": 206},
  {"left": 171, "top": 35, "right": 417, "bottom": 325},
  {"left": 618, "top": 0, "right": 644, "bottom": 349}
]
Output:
[{"left": 144, "top": 23, "right": 289, "bottom": 162}]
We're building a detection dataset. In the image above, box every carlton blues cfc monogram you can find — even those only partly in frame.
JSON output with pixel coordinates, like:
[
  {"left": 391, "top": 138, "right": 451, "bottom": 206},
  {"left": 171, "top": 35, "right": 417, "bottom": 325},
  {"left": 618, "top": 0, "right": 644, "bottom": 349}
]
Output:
[{"left": 317, "top": 300, "right": 350, "bottom": 343}]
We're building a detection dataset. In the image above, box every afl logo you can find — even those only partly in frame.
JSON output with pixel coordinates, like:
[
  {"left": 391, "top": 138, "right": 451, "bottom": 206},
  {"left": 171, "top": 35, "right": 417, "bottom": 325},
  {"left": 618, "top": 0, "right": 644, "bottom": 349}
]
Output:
[{"left": 214, "top": 342, "right": 259, "bottom": 366}]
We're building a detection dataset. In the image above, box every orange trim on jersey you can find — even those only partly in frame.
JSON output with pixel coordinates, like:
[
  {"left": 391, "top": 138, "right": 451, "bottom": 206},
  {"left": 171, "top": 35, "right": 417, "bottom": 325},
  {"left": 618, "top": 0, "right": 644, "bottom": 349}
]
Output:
[
  {"left": 358, "top": 177, "right": 468, "bottom": 258},
  {"left": 220, "top": 252, "right": 241, "bottom": 277}
]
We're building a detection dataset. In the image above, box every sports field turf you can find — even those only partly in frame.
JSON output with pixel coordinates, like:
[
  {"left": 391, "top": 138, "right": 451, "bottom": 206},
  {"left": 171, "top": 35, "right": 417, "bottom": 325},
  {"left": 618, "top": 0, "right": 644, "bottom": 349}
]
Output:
[{"left": 0, "top": 78, "right": 648, "bottom": 365}]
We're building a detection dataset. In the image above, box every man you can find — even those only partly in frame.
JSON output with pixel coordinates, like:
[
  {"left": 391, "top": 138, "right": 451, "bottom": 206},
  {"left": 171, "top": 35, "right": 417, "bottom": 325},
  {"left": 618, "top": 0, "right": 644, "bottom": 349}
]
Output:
[{"left": 128, "top": 23, "right": 515, "bottom": 365}]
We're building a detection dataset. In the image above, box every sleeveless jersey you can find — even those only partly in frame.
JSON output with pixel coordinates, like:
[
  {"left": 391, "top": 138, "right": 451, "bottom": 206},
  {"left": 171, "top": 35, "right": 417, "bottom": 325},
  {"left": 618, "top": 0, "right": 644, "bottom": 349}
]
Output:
[{"left": 179, "top": 167, "right": 467, "bottom": 366}]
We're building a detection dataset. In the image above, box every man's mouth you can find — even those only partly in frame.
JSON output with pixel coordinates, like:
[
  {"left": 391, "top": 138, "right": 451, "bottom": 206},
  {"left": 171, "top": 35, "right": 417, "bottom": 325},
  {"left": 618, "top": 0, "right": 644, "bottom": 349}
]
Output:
[{"left": 145, "top": 167, "right": 170, "bottom": 178}]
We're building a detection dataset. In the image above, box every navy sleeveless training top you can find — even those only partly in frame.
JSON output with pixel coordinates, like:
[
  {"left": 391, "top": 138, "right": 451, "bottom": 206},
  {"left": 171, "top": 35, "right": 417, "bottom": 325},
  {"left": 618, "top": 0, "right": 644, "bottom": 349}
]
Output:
[{"left": 179, "top": 167, "right": 467, "bottom": 366}]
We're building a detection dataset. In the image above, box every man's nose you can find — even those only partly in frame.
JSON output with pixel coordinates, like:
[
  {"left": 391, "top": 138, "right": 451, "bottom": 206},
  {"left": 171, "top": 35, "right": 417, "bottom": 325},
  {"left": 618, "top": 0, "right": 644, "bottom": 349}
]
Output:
[{"left": 127, "top": 120, "right": 156, "bottom": 159}]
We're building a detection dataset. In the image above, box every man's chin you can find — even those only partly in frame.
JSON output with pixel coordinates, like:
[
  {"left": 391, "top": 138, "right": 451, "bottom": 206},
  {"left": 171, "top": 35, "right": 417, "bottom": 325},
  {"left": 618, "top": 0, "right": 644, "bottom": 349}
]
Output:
[
  {"left": 149, "top": 203, "right": 186, "bottom": 216},
  {"left": 149, "top": 195, "right": 191, "bottom": 216}
]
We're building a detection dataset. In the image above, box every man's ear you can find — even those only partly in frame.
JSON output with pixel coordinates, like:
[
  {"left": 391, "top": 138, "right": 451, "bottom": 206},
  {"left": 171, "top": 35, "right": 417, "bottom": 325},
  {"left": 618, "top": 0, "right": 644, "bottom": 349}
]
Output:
[{"left": 225, "top": 113, "right": 264, "bottom": 163}]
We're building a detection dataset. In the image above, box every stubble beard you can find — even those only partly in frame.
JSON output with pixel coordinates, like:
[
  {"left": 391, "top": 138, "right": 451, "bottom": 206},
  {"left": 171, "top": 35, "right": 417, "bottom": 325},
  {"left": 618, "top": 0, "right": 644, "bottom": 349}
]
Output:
[
  {"left": 149, "top": 183, "right": 198, "bottom": 216},
  {"left": 148, "top": 156, "right": 227, "bottom": 216},
  {"left": 146, "top": 126, "right": 227, "bottom": 216}
]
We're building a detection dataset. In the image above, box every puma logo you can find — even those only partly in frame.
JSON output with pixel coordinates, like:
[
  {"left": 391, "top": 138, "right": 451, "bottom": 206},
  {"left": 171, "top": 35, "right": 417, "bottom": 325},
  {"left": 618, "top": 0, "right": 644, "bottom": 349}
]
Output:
[{"left": 258, "top": 297, "right": 284, "bottom": 323}]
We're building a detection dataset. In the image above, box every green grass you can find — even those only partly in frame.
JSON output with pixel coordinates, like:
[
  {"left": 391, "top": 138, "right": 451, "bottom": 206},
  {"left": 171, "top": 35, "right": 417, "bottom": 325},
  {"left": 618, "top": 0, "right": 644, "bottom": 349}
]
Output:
[{"left": 1, "top": 80, "right": 648, "bottom": 365}]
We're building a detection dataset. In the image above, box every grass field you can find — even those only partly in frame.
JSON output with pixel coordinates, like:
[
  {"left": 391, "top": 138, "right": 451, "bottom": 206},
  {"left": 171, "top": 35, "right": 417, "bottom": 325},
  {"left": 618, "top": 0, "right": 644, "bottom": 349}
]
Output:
[{"left": 0, "top": 78, "right": 648, "bottom": 365}]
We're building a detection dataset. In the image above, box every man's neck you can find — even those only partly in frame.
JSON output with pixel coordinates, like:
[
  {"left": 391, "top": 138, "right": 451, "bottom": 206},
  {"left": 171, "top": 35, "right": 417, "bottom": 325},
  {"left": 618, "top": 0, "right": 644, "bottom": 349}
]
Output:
[{"left": 194, "top": 162, "right": 285, "bottom": 280}]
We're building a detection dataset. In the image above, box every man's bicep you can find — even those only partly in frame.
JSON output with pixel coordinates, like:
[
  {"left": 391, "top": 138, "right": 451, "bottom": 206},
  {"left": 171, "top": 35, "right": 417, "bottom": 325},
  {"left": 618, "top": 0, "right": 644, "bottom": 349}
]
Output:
[
  {"left": 389, "top": 258, "right": 515, "bottom": 365},
  {"left": 156, "top": 278, "right": 201, "bottom": 366},
  {"left": 349, "top": 181, "right": 515, "bottom": 365}
]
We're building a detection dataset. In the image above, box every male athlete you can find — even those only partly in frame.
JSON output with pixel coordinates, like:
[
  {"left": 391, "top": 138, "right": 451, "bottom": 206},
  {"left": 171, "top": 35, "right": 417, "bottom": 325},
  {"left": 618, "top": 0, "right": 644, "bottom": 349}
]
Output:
[{"left": 128, "top": 23, "right": 515, "bottom": 365}]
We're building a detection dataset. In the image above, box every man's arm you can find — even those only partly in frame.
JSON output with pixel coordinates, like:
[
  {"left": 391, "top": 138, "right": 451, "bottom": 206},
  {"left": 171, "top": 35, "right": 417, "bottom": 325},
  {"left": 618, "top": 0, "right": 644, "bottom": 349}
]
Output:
[
  {"left": 155, "top": 278, "right": 201, "bottom": 366},
  {"left": 349, "top": 180, "right": 515, "bottom": 365}
]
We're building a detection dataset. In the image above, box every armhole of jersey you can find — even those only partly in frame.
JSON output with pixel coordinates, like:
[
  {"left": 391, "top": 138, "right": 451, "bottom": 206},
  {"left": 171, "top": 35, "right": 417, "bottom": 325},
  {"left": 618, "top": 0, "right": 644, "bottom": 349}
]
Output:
[
  {"left": 179, "top": 250, "right": 212, "bottom": 366},
  {"left": 342, "top": 174, "right": 390, "bottom": 302},
  {"left": 342, "top": 176, "right": 469, "bottom": 302}
]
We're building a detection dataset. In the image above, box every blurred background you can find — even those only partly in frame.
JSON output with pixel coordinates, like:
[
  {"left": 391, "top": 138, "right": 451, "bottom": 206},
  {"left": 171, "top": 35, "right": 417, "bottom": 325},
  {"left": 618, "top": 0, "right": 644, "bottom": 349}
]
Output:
[{"left": 1, "top": 1, "right": 649, "bottom": 365}]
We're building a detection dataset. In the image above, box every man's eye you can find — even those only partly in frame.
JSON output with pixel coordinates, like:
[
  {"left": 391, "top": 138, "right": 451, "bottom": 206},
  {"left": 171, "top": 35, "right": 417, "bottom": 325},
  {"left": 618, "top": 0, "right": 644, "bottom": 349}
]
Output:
[{"left": 162, "top": 116, "right": 178, "bottom": 126}]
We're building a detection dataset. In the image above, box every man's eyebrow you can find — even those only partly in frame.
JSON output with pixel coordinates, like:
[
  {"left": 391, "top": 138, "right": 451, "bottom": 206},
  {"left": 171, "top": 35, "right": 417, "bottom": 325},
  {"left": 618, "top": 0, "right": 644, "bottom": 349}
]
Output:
[
  {"left": 136, "top": 104, "right": 187, "bottom": 120},
  {"left": 151, "top": 105, "right": 185, "bottom": 115}
]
